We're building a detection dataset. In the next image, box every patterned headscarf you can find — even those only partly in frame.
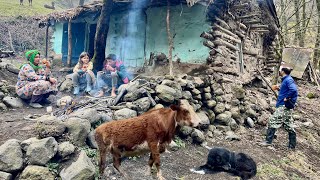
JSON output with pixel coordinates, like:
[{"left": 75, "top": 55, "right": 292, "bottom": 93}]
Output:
[{"left": 21, "top": 50, "right": 42, "bottom": 71}]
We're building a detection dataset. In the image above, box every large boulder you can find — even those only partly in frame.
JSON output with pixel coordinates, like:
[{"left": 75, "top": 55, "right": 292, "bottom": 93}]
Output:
[
  {"left": 26, "top": 137, "right": 58, "bottom": 166},
  {"left": 193, "top": 77, "right": 205, "bottom": 88},
  {"left": 58, "top": 142, "right": 75, "bottom": 159},
  {"left": 3, "top": 96, "right": 23, "bottom": 108},
  {"left": 86, "top": 131, "right": 98, "bottom": 149},
  {"left": 214, "top": 103, "right": 225, "bottom": 114},
  {"left": 0, "top": 139, "right": 23, "bottom": 172},
  {"left": 69, "top": 108, "right": 101, "bottom": 124},
  {"left": 114, "top": 108, "right": 137, "bottom": 120},
  {"left": 60, "top": 151, "right": 95, "bottom": 180},
  {"left": 215, "top": 113, "right": 232, "bottom": 125},
  {"left": 59, "top": 78, "right": 73, "bottom": 92},
  {"left": 0, "top": 171, "right": 12, "bottom": 180},
  {"left": 132, "top": 97, "right": 151, "bottom": 112},
  {"left": 0, "top": 103, "right": 7, "bottom": 111},
  {"left": 179, "top": 126, "right": 193, "bottom": 137},
  {"left": 182, "top": 91, "right": 192, "bottom": 100},
  {"left": 191, "top": 129, "right": 205, "bottom": 144},
  {"left": 35, "top": 117, "right": 66, "bottom": 138},
  {"left": 21, "top": 137, "right": 40, "bottom": 152},
  {"left": 155, "top": 85, "right": 177, "bottom": 103},
  {"left": 0, "top": 91, "right": 4, "bottom": 100},
  {"left": 232, "top": 85, "right": 245, "bottom": 99},
  {"left": 64, "top": 117, "right": 91, "bottom": 146},
  {"left": 197, "top": 111, "right": 210, "bottom": 127},
  {"left": 19, "top": 165, "right": 55, "bottom": 180}
]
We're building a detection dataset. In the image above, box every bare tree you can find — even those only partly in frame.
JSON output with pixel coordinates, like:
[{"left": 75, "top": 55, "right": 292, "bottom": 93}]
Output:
[
  {"left": 313, "top": 0, "right": 320, "bottom": 69},
  {"left": 92, "top": 0, "right": 113, "bottom": 70}
]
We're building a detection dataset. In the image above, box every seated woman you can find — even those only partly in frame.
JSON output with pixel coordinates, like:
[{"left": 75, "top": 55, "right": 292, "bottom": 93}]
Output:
[
  {"left": 96, "top": 54, "right": 131, "bottom": 97},
  {"left": 72, "top": 52, "right": 95, "bottom": 95},
  {"left": 16, "top": 50, "right": 57, "bottom": 108}
]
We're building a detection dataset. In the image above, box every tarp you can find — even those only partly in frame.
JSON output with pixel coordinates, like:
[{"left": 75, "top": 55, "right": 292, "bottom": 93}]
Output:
[{"left": 282, "top": 48, "right": 313, "bottom": 78}]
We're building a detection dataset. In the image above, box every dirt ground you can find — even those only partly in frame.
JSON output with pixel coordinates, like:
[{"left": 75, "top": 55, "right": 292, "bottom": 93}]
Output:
[{"left": 0, "top": 59, "right": 320, "bottom": 179}]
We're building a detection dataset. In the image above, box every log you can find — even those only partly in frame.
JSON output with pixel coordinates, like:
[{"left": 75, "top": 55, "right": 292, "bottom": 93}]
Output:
[
  {"left": 212, "top": 23, "right": 238, "bottom": 39},
  {"left": 200, "top": 31, "right": 214, "bottom": 40},
  {"left": 237, "top": 14, "right": 259, "bottom": 19},
  {"left": 257, "top": 55, "right": 266, "bottom": 60},
  {"left": 309, "top": 63, "right": 320, "bottom": 86},
  {"left": 113, "top": 88, "right": 127, "bottom": 105},
  {"left": 233, "top": 3, "right": 249, "bottom": 9},
  {"left": 215, "top": 17, "right": 230, "bottom": 30},
  {"left": 203, "top": 40, "right": 215, "bottom": 49},
  {"left": 252, "top": 29, "right": 270, "bottom": 33},
  {"left": 0, "top": 50, "right": 15, "bottom": 57},
  {"left": 213, "top": 38, "right": 239, "bottom": 51},
  {"left": 235, "top": 31, "right": 245, "bottom": 39},
  {"left": 244, "top": 20, "right": 261, "bottom": 24},
  {"left": 211, "top": 66, "right": 239, "bottom": 76},
  {"left": 243, "top": 48, "right": 258, "bottom": 56},
  {"left": 239, "top": 23, "right": 247, "bottom": 30},
  {"left": 250, "top": 24, "right": 269, "bottom": 29},
  {"left": 211, "top": 30, "right": 242, "bottom": 44}
]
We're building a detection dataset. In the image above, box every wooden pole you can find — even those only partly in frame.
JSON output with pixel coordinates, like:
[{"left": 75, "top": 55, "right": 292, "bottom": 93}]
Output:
[
  {"left": 67, "top": 20, "right": 72, "bottom": 67},
  {"left": 45, "top": 23, "right": 49, "bottom": 59},
  {"left": 166, "top": 0, "right": 173, "bottom": 76},
  {"left": 256, "top": 68, "right": 278, "bottom": 98}
]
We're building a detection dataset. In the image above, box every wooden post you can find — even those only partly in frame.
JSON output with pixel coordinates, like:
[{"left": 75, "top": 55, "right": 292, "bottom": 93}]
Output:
[
  {"left": 45, "top": 23, "right": 49, "bottom": 59},
  {"left": 166, "top": 0, "right": 173, "bottom": 76},
  {"left": 67, "top": 20, "right": 72, "bottom": 67}
]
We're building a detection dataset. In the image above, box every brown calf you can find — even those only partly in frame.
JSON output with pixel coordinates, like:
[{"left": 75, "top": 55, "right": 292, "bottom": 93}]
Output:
[{"left": 95, "top": 100, "right": 201, "bottom": 180}]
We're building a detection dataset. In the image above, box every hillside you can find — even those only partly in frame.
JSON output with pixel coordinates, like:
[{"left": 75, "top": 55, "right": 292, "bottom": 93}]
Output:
[{"left": 0, "top": 0, "right": 61, "bottom": 17}]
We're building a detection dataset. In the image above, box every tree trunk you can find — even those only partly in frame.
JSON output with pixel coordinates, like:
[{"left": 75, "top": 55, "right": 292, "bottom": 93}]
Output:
[
  {"left": 92, "top": 0, "right": 113, "bottom": 71},
  {"left": 166, "top": 0, "right": 173, "bottom": 76},
  {"left": 301, "top": 0, "right": 306, "bottom": 46},
  {"left": 67, "top": 20, "right": 72, "bottom": 67},
  {"left": 314, "top": 0, "right": 320, "bottom": 70},
  {"left": 294, "top": 0, "right": 302, "bottom": 46},
  {"left": 79, "top": 0, "right": 85, "bottom": 6},
  {"left": 280, "top": 0, "right": 288, "bottom": 43}
]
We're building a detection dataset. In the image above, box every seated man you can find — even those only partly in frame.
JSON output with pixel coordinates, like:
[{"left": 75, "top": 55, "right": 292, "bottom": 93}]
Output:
[{"left": 96, "top": 54, "right": 130, "bottom": 97}]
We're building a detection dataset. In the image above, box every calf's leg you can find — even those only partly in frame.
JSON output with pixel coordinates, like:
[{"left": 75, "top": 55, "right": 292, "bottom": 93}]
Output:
[
  {"left": 149, "top": 142, "right": 165, "bottom": 180},
  {"left": 111, "top": 147, "right": 129, "bottom": 179}
]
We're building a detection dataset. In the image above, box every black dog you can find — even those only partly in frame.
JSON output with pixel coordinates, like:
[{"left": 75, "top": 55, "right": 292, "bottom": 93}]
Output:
[{"left": 190, "top": 147, "right": 257, "bottom": 180}]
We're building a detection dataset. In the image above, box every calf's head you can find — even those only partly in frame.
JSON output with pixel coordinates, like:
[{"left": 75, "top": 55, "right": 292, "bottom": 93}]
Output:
[{"left": 170, "top": 100, "right": 201, "bottom": 127}]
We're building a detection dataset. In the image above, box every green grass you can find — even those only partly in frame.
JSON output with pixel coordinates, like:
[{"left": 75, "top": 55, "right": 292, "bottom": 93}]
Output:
[{"left": 0, "top": 0, "right": 62, "bottom": 17}]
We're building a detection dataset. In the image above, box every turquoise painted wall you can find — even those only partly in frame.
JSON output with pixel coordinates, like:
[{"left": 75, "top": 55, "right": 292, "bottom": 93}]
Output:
[
  {"left": 106, "top": 4, "right": 210, "bottom": 67},
  {"left": 146, "top": 4, "right": 210, "bottom": 63},
  {"left": 52, "top": 23, "right": 63, "bottom": 55},
  {"left": 51, "top": 4, "right": 210, "bottom": 66},
  {"left": 106, "top": 10, "right": 146, "bottom": 67}
]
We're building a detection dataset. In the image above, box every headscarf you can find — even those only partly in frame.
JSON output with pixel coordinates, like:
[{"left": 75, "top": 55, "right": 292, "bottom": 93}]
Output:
[{"left": 20, "top": 50, "right": 42, "bottom": 71}]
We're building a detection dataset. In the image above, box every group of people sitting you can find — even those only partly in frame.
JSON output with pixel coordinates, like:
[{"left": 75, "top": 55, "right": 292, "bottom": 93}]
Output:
[{"left": 16, "top": 50, "right": 130, "bottom": 108}]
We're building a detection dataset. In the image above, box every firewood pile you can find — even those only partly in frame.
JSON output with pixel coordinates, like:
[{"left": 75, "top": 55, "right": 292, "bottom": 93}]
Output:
[{"left": 203, "top": 0, "right": 279, "bottom": 80}]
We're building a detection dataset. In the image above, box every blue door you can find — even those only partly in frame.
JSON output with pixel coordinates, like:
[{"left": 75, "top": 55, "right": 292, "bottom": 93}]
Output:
[{"left": 62, "top": 22, "right": 86, "bottom": 66}]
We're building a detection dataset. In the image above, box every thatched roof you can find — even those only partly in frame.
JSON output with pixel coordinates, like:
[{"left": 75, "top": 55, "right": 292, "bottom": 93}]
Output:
[{"left": 39, "top": 0, "right": 210, "bottom": 24}]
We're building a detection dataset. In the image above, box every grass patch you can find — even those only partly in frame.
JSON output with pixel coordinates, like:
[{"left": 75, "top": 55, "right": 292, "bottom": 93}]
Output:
[
  {"left": 257, "top": 163, "right": 287, "bottom": 179},
  {"left": 0, "top": 0, "right": 62, "bottom": 17},
  {"left": 174, "top": 136, "right": 186, "bottom": 148}
]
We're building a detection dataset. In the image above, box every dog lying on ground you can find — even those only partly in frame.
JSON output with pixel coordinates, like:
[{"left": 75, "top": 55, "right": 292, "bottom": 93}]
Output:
[{"left": 190, "top": 147, "right": 257, "bottom": 180}]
